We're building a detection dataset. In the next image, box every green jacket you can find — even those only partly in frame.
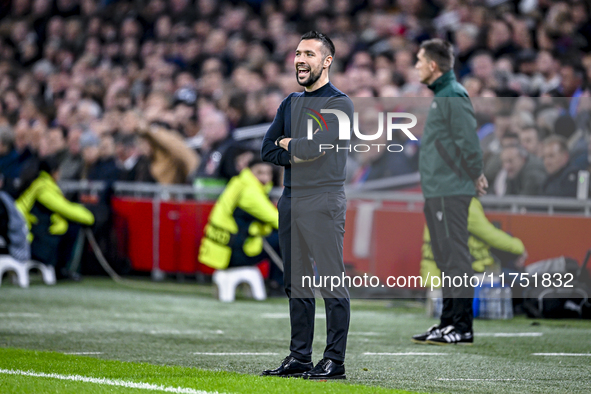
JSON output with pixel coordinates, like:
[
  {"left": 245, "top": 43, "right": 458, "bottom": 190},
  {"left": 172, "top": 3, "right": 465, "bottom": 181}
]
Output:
[
  {"left": 419, "top": 71, "right": 483, "bottom": 198},
  {"left": 199, "top": 168, "right": 279, "bottom": 270},
  {"left": 16, "top": 171, "right": 95, "bottom": 238},
  {"left": 421, "top": 197, "right": 525, "bottom": 288}
]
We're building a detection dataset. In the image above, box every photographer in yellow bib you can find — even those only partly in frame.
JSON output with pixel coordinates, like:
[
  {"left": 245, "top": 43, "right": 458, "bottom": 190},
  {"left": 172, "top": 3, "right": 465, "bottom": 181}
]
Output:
[
  {"left": 199, "top": 156, "right": 282, "bottom": 286},
  {"left": 15, "top": 155, "right": 94, "bottom": 278}
]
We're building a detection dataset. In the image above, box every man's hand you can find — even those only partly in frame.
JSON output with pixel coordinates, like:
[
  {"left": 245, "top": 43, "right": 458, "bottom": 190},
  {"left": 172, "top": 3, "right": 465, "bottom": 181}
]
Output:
[
  {"left": 276, "top": 128, "right": 320, "bottom": 151},
  {"left": 475, "top": 174, "right": 488, "bottom": 196},
  {"left": 278, "top": 137, "right": 292, "bottom": 151}
]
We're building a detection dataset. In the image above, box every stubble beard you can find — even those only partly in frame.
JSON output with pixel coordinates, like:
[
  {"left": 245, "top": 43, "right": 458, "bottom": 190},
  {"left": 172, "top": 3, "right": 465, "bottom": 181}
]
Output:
[{"left": 296, "top": 66, "right": 322, "bottom": 87}]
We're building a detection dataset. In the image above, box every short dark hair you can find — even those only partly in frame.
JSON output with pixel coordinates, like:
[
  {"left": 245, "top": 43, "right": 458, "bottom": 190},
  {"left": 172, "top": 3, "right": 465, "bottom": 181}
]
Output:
[
  {"left": 248, "top": 155, "right": 271, "bottom": 169},
  {"left": 502, "top": 132, "right": 520, "bottom": 141},
  {"left": 300, "top": 31, "right": 335, "bottom": 58},
  {"left": 39, "top": 155, "right": 62, "bottom": 174},
  {"left": 420, "top": 39, "right": 454, "bottom": 74},
  {"left": 542, "top": 135, "right": 569, "bottom": 154},
  {"left": 503, "top": 143, "right": 528, "bottom": 158},
  {"left": 49, "top": 125, "right": 68, "bottom": 140}
]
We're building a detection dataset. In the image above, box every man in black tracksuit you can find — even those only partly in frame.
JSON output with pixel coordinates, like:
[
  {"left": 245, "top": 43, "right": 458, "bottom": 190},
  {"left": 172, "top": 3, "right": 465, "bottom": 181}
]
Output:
[
  {"left": 412, "top": 39, "right": 487, "bottom": 345},
  {"left": 260, "top": 31, "right": 353, "bottom": 379}
]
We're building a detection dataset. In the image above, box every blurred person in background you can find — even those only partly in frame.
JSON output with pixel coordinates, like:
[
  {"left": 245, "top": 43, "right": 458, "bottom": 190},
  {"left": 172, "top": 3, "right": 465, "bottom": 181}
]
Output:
[
  {"left": 348, "top": 109, "right": 417, "bottom": 186},
  {"left": 136, "top": 116, "right": 199, "bottom": 184},
  {"left": 0, "top": 174, "right": 30, "bottom": 262},
  {"left": 15, "top": 156, "right": 94, "bottom": 279},
  {"left": 500, "top": 143, "right": 546, "bottom": 196},
  {"left": 58, "top": 124, "right": 84, "bottom": 181},
  {"left": 199, "top": 157, "right": 282, "bottom": 289},
  {"left": 487, "top": 132, "right": 521, "bottom": 196},
  {"left": 530, "top": 50, "right": 561, "bottom": 95},
  {"left": 41, "top": 126, "right": 68, "bottom": 163},
  {"left": 86, "top": 133, "right": 120, "bottom": 183},
  {"left": 115, "top": 134, "right": 154, "bottom": 183},
  {"left": 518, "top": 126, "right": 543, "bottom": 159},
  {"left": 0, "top": 125, "right": 21, "bottom": 185},
  {"left": 194, "top": 109, "right": 240, "bottom": 185},
  {"left": 541, "top": 135, "right": 583, "bottom": 197}
]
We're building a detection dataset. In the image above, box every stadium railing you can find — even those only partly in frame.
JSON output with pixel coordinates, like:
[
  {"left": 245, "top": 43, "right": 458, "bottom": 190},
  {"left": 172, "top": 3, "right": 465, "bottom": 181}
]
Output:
[{"left": 59, "top": 177, "right": 591, "bottom": 216}]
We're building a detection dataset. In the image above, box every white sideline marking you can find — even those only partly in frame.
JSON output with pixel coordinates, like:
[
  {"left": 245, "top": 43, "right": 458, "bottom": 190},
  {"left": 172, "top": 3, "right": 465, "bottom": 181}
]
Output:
[
  {"left": 64, "top": 352, "right": 103, "bottom": 355},
  {"left": 438, "top": 378, "right": 525, "bottom": 381},
  {"left": 0, "top": 369, "right": 221, "bottom": 393},
  {"left": 261, "top": 313, "right": 326, "bottom": 319},
  {"left": 0, "top": 313, "right": 40, "bottom": 317},
  {"left": 193, "top": 352, "right": 278, "bottom": 356},
  {"left": 364, "top": 352, "right": 447, "bottom": 356},
  {"left": 350, "top": 332, "right": 381, "bottom": 336},
  {"left": 532, "top": 353, "right": 591, "bottom": 356},
  {"left": 477, "top": 332, "right": 543, "bottom": 337},
  {"left": 147, "top": 330, "right": 224, "bottom": 335}
]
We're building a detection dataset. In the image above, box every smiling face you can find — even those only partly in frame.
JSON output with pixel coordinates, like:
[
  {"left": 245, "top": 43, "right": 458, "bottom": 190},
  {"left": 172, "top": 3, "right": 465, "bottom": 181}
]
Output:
[{"left": 294, "top": 39, "right": 331, "bottom": 88}]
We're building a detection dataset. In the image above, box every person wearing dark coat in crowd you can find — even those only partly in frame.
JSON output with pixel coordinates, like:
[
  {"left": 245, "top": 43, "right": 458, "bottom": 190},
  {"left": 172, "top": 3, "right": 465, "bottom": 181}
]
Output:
[
  {"left": 541, "top": 135, "right": 583, "bottom": 197},
  {"left": 0, "top": 125, "right": 21, "bottom": 184},
  {"left": 115, "top": 134, "right": 154, "bottom": 183},
  {"left": 501, "top": 144, "right": 546, "bottom": 196}
]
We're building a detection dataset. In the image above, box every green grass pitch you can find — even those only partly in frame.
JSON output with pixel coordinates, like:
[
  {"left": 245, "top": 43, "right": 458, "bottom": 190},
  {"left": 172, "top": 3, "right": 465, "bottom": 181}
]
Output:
[{"left": 1, "top": 277, "right": 590, "bottom": 393}]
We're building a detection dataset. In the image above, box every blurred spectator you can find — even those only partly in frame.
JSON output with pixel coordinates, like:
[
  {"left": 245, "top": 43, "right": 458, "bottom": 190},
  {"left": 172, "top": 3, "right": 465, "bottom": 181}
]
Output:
[
  {"left": 0, "top": 125, "right": 20, "bottom": 181},
  {"left": 348, "top": 109, "right": 417, "bottom": 185},
  {"left": 41, "top": 126, "right": 68, "bottom": 162},
  {"left": 551, "top": 59, "right": 585, "bottom": 103},
  {"left": 84, "top": 133, "right": 120, "bottom": 182},
  {"left": 485, "top": 130, "right": 520, "bottom": 195},
  {"left": 0, "top": 174, "right": 30, "bottom": 262},
  {"left": 530, "top": 51, "right": 561, "bottom": 95},
  {"left": 194, "top": 109, "right": 241, "bottom": 185},
  {"left": 519, "top": 126, "right": 542, "bottom": 159},
  {"left": 137, "top": 119, "right": 199, "bottom": 185},
  {"left": 487, "top": 19, "right": 519, "bottom": 59},
  {"left": 482, "top": 108, "right": 511, "bottom": 169},
  {"left": 115, "top": 134, "right": 154, "bottom": 183},
  {"left": 572, "top": 136, "right": 591, "bottom": 171},
  {"left": 59, "top": 124, "right": 83, "bottom": 180},
  {"left": 553, "top": 114, "right": 585, "bottom": 156},
  {"left": 15, "top": 156, "right": 94, "bottom": 276},
  {"left": 501, "top": 144, "right": 546, "bottom": 196},
  {"left": 541, "top": 135, "right": 583, "bottom": 197}
]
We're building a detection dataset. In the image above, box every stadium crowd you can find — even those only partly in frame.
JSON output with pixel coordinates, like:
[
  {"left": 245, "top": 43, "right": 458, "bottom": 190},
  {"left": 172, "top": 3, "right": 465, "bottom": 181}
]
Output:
[{"left": 0, "top": 0, "right": 590, "bottom": 198}]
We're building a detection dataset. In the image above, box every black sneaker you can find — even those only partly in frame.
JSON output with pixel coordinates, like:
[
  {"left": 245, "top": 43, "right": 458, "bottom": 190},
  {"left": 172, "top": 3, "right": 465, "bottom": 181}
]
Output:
[
  {"left": 302, "top": 358, "right": 346, "bottom": 380},
  {"left": 426, "top": 325, "right": 473, "bottom": 345},
  {"left": 411, "top": 324, "right": 441, "bottom": 344},
  {"left": 457, "top": 331, "right": 473, "bottom": 345},
  {"left": 261, "top": 356, "right": 313, "bottom": 377}
]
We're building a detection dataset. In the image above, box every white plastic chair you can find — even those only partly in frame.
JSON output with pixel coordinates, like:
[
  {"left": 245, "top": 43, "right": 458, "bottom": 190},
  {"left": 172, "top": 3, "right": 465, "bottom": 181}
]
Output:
[
  {"left": 212, "top": 266, "right": 267, "bottom": 302},
  {"left": 0, "top": 255, "right": 56, "bottom": 288}
]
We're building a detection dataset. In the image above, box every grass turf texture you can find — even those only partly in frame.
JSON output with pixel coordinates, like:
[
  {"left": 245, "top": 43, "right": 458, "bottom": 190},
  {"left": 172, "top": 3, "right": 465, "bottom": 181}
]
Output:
[
  {"left": 0, "top": 278, "right": 590, "bottom": 394},
  {"left": 0, "top": 348, "right": 408, "bottom": 394}
]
